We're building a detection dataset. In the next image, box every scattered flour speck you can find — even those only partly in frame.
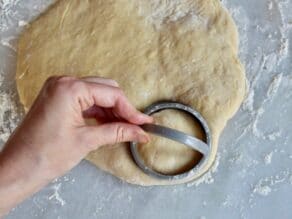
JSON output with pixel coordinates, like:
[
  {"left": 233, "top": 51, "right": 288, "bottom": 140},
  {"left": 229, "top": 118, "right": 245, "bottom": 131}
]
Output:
[
  {"left": 242, "top": 88, "right": 254, "bottom": 112},
  {"left": 268, "top": 1, "right": 273, "bottom": 10},
  {"left": 0, "top": 37, "right": 17, "bottom": 52},
  {"left": 187, "top": 154, "right": 220, "bottom": 187},
  {"left": 263, "top": 152, "right": 273, "bottom": 165},
  {"left": 267, "top": 131, "right": 281, "bottom": 141},
  {"left": 18, "top": 20, "right": 28, "bottom": 27},
  {"left": 0, "top": 76, "right": 20, "bottom": 146},
  {"left": 253, "top": 183, "right": 271, "bottom": 196},
  {"left": 267, "top": 73, "right": 283, "bottom": 99},
  {"left": 48, "top": 183, "right": 66, "bottom": 206}
]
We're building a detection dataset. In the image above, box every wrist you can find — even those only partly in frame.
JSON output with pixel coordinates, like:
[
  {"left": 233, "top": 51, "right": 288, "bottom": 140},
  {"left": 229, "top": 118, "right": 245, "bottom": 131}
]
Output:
[{"left": 0, "top": 141, "right": 55, "bottom": 215}]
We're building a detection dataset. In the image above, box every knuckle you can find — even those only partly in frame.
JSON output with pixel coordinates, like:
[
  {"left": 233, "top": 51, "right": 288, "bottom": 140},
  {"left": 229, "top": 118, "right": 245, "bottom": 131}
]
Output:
[
  {"left": 47, "top": 76, "right": 80, "bottom": 95},
  {"left": 57, "top": 76, "right": 76, "bottom": 82},
  {"left": 43, "top": 76, "right": 82, "bottom": 100},
  {"left": 53, "top": 79, "right": 84, "bottom": 96},
  {"left": 45, "top": 75, "right": 74, "bottom": 87},
  {"left": 53, "top": 79, "right": 69, "bottom": 94},
  {"left": 68, "top": 81, "right": 85, "bottom": 96},
  {"left": 45, "top": 76, "right": 58, "bottom": 85},
  {"left": 115, "top": 125, "right": 126, "bottom": 143},
  {"left": 44, "top": 76, "right": 62, "bottom": 96}
]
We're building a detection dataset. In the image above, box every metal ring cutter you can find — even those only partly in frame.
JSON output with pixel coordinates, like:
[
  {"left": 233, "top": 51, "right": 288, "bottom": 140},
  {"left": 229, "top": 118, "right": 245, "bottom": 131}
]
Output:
[{"left": 130, "top": 101, "right": 213, "bottom": 181}]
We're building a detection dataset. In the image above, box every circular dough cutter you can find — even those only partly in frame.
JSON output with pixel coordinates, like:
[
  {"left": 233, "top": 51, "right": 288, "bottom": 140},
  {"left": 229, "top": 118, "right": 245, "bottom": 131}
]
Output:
[{"left": 130, "top": 101, "right": 213, "bottom": 181}]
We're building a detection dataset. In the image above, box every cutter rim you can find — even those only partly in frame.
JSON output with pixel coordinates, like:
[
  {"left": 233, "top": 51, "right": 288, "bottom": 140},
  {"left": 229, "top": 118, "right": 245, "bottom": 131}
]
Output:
[{"left": 130, "top": 101, "right": 213, "bottom": 181}]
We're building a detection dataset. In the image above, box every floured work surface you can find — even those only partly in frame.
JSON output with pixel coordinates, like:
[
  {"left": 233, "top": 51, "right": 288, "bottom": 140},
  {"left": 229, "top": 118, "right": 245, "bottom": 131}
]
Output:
[{"left": 16, "top": 0, "right": 246, "bottom": 185}]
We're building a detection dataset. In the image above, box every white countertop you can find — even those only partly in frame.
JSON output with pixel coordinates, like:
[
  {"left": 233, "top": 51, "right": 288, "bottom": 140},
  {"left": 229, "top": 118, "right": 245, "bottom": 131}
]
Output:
[{"left": 0, "top": 0, "right": 292, "bottom": 218}]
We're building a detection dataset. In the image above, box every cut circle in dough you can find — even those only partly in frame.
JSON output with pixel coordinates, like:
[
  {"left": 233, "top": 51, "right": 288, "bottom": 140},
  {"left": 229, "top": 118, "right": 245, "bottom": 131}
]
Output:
[
  {"left": 137, "top": 109, "right": 205, "bottom": 175},
  {"left": 16, "top": 0, "right": 246, "bottom": 185}
]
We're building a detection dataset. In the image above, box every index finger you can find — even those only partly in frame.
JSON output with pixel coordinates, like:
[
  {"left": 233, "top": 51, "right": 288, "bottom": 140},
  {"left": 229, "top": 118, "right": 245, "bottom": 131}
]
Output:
[{"left": 84, "top": 82, "right": 153, "bottom": 125}]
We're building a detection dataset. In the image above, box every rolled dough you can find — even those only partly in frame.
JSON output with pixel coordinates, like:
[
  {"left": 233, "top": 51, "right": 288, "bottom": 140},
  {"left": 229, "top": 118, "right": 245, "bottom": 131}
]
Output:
[{"left": 16, "top": 0, "right": 246, "bottom": 185}]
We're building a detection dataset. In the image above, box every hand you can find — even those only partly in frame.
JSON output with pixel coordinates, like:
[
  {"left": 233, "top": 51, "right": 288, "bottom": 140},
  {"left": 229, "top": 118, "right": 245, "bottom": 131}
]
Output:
[{"left": 0, "top": 76, "right": 152, "bottom": 216}]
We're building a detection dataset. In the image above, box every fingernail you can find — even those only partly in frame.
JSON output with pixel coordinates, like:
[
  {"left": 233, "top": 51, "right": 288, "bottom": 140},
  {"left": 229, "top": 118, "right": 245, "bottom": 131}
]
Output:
[
  {"left": 138, "top": 133, "right": 150, "bottom": 144},
  {"left": 139, "top": 114, "right": 153, "bottom": 123}
]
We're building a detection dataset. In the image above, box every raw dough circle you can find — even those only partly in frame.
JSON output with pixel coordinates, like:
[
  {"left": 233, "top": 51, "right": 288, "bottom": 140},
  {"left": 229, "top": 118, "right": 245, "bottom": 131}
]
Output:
[
  {"left": 137, "top": 109, "right": 205, "bottom": 176},
  {"left": 16, "top": 0, "right": 246, "bottom": 185}
]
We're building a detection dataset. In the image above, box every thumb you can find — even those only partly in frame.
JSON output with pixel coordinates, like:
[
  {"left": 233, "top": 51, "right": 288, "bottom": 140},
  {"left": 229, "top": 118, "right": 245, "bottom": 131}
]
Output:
[{"left": 81, "top": 122, "right": 150, "bottom": 150}]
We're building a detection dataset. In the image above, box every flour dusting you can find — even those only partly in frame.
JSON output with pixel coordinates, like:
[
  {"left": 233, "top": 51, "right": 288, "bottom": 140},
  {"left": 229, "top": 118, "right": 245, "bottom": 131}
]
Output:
[
  {"left": 18, "top": 20, "right": 28, "bottom": 27},
  {"left": 263, "top": 152, "right": 273, "bottom": 165},
  {"left": 134, "top": 0, "right": 207, "bottom": 29},
  {"left": 267, "top": 130, "right": 281, "bottom": 141},
  {"left": 268, "top": 1, "right": 273, "bottom": 11},
  {"left": 0, "top": 75, "right": 20, "bottom": 145},
  {"left": 1, "top": 36, "right": 16, "bottom": 51},
  {"left": 0, "top": 0, "right": 21, "bottom": 32},
  {"left": 187, "top": 153, "right": 220, "bottom": 187},
  {"left": 253, "top": 182, "right": 271, "bottom": 196},
  {"left": 250, "top": 170, "right": 292, "bottom": 205},
  {"left": 48, "top": 183, "right": 66, "bottom": 206},
  {"left": 242, "top": 87, "right": 254, "bottom": 112},
  {"left": 0, "top": 0, "right": 28, "bottom": 146},
  {"left": 267, "top": 74, "right": 282, "bottom": 99}
]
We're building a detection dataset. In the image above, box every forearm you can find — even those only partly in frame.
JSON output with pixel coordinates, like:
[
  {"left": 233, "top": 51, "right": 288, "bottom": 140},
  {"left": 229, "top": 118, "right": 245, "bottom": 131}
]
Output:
[
  {"left": 0, "top": 141, "right": 53, "bottom": 217},
  {"left": 0, "top": 76, "right": 151, "bottom": 217}
]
